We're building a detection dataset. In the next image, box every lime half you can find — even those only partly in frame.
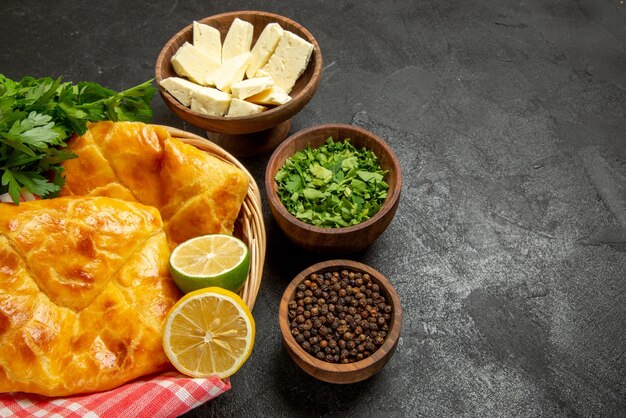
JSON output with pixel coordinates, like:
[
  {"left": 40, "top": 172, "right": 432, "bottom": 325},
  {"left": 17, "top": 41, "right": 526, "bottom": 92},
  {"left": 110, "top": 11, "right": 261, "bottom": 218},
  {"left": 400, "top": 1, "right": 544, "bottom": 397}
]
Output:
[{"left": 169, "top": 234, "right": 250, "bottom": 294}]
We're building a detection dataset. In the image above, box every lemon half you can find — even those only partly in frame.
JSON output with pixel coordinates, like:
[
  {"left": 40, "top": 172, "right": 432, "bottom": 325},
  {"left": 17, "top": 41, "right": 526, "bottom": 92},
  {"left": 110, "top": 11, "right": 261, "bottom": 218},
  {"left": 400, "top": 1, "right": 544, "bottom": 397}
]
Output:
[{"left": 163, "top": 287, "right": 255, "bottom": 379}]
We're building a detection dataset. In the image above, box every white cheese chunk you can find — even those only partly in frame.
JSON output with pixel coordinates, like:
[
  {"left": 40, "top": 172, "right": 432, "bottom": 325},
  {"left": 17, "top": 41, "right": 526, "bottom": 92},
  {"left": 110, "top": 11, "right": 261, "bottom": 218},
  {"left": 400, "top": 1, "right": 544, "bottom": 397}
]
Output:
[
  {"left": 260, "top": 31, "right": 314, "bottom": 93},
  {"left": 222, "top": 18, "right": 253, "bottom": 62},
  {"left": 171, "top": 42, "right": 220, "bottom": 86},
  {"left": 212, "top": 52, "right": 251, "bottom": 92},
  {"left": 230, "top": 76, "right": 275, "bottom": 100},
  {"left": 246, "top": 85, "right": 292, "bottom": 106},
  {"left": 226, "top": 98, "right": 267, "bottom": 117},
  {"left": 246, "top": 23, "right": 284, "bottom": 79},
  {"left": 159, "top": 76, "right": 200, "bottom": 107},
  {"left": 193, "top": 21, "right": 222, "bottom": 64},
  {"left": 190, "top": 86, "right": 232, "bottom": 117}
]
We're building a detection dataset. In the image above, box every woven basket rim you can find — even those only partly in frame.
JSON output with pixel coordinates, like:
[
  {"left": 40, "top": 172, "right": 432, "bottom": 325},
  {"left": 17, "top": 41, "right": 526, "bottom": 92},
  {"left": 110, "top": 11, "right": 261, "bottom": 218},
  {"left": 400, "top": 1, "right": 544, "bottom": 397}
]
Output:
[{"left": 160, "top": 125, "right": 266, "bottom": 311}]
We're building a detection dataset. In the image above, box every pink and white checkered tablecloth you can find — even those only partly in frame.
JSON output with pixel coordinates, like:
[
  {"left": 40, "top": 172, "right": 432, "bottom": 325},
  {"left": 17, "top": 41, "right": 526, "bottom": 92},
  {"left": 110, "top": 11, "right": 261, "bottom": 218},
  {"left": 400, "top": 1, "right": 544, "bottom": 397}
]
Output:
[{"left": 0, "top": 372, "right": 230, "bottom": 417}]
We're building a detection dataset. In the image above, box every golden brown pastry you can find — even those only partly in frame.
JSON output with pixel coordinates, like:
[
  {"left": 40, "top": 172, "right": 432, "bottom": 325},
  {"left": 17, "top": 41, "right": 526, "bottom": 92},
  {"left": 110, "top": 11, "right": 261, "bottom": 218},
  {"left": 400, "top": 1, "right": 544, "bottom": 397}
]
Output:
[
  {"left": 0, "top": 122, "right": 250, "bottom": 396},
  {"left": 0, "top": 196, "right": 181, "bottom": 396},
  {"left": 61, "top": 121, "right": 249, "bottom": 247}
]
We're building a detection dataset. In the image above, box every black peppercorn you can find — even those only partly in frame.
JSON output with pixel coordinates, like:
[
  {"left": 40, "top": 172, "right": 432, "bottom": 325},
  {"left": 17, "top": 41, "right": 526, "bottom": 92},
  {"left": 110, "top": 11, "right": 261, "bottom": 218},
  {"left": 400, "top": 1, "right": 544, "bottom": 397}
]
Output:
[{"left": 289, "top": 268, "right": 392, "bottom": 364}]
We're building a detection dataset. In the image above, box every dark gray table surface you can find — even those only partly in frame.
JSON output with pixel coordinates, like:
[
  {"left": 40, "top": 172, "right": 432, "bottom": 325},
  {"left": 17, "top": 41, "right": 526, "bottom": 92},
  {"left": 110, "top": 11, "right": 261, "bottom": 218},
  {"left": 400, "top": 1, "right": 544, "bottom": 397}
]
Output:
[{"left": 2, "top": 0, "right": 625, "bottom": 416}]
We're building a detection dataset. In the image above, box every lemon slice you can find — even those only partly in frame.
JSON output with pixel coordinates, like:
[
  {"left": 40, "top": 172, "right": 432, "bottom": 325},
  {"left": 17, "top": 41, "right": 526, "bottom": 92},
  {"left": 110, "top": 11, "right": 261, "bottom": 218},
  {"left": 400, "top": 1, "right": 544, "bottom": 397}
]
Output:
[
  {"left": 169, "top": 234, "right": 250, "bottom": 294},
  {"left": 163, "top": 287, "right": 255, "bottom": 379}
]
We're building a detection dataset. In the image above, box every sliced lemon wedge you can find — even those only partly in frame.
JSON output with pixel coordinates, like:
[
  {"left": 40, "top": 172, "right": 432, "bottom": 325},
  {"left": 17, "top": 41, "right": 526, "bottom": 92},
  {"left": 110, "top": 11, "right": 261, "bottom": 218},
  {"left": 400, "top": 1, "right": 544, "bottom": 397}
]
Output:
[{"left": 163, "top": 287, "right": 255, "bottom": 378}]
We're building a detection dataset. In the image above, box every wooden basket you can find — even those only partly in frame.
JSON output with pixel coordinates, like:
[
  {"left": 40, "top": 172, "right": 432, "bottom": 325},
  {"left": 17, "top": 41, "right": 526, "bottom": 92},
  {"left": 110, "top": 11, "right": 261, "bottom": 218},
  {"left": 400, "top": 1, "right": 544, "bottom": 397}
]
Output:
[{"left": 162, "top": 126, "right": 266, "bottom": 310}]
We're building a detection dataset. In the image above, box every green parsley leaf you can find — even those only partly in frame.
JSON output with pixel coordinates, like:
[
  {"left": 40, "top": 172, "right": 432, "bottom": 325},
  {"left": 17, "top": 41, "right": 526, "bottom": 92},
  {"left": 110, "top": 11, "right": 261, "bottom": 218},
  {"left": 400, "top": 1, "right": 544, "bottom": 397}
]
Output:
[
  {"left": 310, "top": 163, "right": 333, "bottom": 184},
  {"left": 0, "top": 74, "right": 156, "bottom": 204},
  {"left": 302, "top": 188, "right": 326, "bottom": 200}
]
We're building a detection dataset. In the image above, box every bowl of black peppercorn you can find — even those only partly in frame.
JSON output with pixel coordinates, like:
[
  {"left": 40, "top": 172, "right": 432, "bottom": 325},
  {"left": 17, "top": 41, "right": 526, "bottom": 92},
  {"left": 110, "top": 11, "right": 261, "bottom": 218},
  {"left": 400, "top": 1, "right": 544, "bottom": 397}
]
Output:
[{"left": 278, "top": 259, "right": 402, "bottom": 384}]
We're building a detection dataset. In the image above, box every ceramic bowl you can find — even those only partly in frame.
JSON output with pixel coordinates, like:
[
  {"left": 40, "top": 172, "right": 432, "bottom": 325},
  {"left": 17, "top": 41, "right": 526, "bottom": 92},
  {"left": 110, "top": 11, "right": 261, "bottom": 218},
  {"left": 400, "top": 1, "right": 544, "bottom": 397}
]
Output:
[
  {"left": 155, "top": 10, "right": 322, "bottom": 157},
  {"left": 278, "top": 259, "right": 402, "bottom": 384},
  {"left": 265, "top": 124, "right": 402, "bottom": 255}
]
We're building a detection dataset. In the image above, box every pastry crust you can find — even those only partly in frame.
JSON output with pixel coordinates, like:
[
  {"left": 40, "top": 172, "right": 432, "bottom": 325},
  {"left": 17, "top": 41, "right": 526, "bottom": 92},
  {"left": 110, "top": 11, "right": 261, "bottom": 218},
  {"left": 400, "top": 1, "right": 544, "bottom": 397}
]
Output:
[
  {"left": 0, "top": 196, "right": 181, "bottom": 396},
  {"left": 61, "top": 121, "right": 249, "bottom": 248},
  {"left": 0, "top": 122, "right": 250, "bottom": 396}
]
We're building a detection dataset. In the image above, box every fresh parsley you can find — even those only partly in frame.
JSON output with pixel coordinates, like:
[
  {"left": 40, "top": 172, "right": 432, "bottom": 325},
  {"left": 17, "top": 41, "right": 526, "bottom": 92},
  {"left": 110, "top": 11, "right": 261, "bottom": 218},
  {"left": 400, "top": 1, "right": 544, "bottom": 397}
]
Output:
[
  {"left": 275, "top": 137, "right": 389, "bottom": 228},
  {"left": 0, "top": 74, "right": 156, "bottom": 204}
]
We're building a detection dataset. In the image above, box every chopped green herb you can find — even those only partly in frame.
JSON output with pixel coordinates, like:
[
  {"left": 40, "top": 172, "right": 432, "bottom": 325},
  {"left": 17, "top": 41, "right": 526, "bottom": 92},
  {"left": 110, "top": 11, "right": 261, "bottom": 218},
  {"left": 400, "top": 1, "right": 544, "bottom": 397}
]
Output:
[
  {"left": 275, "top": 137, "right": 389, "bottom": 228},
  {"left": 0, "top": 74, "right": 156, "bottom": 204}
]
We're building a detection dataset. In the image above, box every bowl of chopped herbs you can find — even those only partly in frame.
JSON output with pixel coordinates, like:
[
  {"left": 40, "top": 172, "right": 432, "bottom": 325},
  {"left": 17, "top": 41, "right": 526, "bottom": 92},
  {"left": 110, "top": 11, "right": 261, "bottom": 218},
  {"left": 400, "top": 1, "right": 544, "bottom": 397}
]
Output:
[{"left": 265, "top": 124, "right": 401, "bottom": 254}]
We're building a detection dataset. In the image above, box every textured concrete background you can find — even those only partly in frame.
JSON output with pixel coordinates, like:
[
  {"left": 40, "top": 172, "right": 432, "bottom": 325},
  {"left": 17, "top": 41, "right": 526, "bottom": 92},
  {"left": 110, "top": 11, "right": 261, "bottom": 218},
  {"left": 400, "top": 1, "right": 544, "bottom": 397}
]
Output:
[{"left": 1, "top": 0, "right": 624, "bottom": 416}]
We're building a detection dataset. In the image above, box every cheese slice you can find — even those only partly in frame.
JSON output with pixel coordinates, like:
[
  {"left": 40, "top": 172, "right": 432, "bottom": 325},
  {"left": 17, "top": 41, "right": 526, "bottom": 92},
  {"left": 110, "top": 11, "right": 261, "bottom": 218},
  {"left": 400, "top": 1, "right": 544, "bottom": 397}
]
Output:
[
  {"left": 255, "top": 68, "right": 270, "bottom": 78},
  {"left": 193, "top": 21, "right": 222, "bottom": 64},
  {"left": 222, "top": 18, "right": 253, "bottom": 62},
  {"left": 159, "top": 76, "right": 200, "bottom": 107},
  {"left": 171, "top": 42, "right": 220, "bottom": 86},
  {"left": 190, "top": 86, "right": 232, "bottom": 117},
  {"left": 230, "top": 76, "right": 274, "bottom": 100},
  {"left": 246, "top": 23, "right": 283, "bottom": 78},
  {"left": 226, "top": 98, "right": 267, "bottom": 117},
  {"left": 259, "top": 31, "right": 314, "bottom": 93},
  {"left": 246, "top": 86, "right": 292, "bottom": 106},
  {"left": 212, "top": 52, "right": 251, "bottom": 92}
]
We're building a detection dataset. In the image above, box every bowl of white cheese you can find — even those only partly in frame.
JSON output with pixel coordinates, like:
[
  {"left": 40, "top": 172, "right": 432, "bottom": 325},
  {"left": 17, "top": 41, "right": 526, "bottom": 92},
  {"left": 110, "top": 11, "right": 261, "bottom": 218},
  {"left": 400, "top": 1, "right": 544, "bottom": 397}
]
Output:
[{"left": 156, "top": 11, "right": 323, "bottom": 157}]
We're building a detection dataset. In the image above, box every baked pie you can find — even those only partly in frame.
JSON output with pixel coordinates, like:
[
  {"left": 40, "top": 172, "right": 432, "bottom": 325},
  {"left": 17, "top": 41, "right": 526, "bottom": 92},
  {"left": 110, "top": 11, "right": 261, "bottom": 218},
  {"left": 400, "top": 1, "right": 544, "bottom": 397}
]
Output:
[{"left": 0, "top": 122, "right": 249, "bottom": 396}]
